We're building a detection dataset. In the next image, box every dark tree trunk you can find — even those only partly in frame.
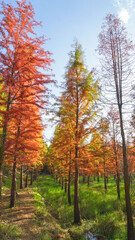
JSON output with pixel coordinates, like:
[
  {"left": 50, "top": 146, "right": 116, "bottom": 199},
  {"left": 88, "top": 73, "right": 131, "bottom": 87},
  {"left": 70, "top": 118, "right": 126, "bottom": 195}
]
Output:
[
  {"left": 30, "top": 170, "right": 33, "bottom": 185},
  {"left": 20, "top": 165, "right": 23, "bottom": 189},
  {"left": 97, "top": 173, "right": 99, "bottom": 182},
  {"left": 68, "top": 157, "right": 71, "bottom": 205},
  {"left": 10, "top": 156, "right": 17, "bottom": 208},
  {"left": 0, "top": 92, "right": 10, "bottom": 199},
  {"left": 83, "top": 175, "right": 86, "bottom": 183},
  {"left": 0, "top": 165, "right": 2, "bottom": 200},
  {"left": 116, "top": 172, "right": 120, "bottom": 199},
  {"left": 25, "top": 166, "right": 29, "bottom": 188},
  {"left": 88, "top": 176, "right": 90, "bottom": 186},
  {"left": 74, "top": 159, "right": 80, "bottom": 224},
  {"left": 65, "top": 178, "right": 67, "bottom": 193},
  {"left": 61, "top": 176, "right": 64, "bottom": 190},
  {"left": 104, "top": 175, "right": 107, "bottom": 191}
]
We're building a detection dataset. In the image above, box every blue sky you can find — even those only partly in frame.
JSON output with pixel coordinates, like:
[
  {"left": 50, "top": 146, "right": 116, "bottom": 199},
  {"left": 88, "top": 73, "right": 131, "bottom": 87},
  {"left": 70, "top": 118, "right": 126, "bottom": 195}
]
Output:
[{"left": 3, "top": 0, "right": 135, "bottom": 143}]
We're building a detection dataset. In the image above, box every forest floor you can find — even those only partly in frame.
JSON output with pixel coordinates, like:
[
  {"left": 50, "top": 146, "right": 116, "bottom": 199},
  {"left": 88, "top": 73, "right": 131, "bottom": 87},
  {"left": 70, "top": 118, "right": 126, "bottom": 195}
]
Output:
[
  {"left": 0, "top": 187, "right": 71, "bottom": 240},
  {"left": 0, "top": 188, "right": 41, "bottom": 240}
]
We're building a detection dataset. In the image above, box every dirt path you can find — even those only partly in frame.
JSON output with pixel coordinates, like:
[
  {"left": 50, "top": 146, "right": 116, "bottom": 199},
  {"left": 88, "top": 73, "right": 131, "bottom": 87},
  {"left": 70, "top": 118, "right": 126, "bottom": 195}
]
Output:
[{"left": 0, "top": 188, "right": 40, "bottom": 240}]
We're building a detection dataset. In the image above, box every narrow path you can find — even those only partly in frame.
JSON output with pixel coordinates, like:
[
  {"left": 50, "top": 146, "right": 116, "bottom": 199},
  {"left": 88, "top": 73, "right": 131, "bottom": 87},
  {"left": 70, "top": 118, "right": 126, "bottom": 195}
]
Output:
[{"left": 0, "top": 188, "right": 40, "bottom": 240}]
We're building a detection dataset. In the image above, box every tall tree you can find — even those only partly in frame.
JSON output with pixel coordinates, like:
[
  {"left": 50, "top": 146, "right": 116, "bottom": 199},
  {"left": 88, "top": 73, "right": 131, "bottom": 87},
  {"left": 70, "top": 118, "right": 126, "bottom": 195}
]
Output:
[
  {"left": 0, "top": 0, "right": 53, "bottom": 198},
  {"left": 98, "top": 14, "right": 134, "bottom": 239},
  {"left": 64, "top": 42, "right": 99, "bottom": 224}
]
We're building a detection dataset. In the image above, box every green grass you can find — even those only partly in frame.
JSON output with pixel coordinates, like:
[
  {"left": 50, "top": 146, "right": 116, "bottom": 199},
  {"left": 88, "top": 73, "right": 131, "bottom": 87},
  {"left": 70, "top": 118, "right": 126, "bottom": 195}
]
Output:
[
  {"left": 32, "top": 186, "right": 71, "bottom": 240},
  {"left": 32, "top": 175, "right": 135, "bottom": 240},
  {"left": 0, "top": 222, "right": 22, "bottom": 240}
]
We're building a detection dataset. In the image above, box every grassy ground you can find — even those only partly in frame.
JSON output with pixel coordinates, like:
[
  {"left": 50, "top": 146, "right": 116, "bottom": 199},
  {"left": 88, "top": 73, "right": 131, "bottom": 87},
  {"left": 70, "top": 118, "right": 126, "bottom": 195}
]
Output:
[
  {"left": 0, "top": 174, "right": 70, "bottom": 240},
  {"left": 32, "top": 175, "right": 135, "bottom": 240},
  {"left": 1, "top": 173, "right": 135, "bottom": 239}
]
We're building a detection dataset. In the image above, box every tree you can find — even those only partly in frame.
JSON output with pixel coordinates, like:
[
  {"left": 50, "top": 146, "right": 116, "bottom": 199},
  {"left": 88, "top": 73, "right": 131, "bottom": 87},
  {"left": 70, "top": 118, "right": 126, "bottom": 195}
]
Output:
[
  {"left": 98, "top": 14, "right": 135, "bottom": 239},
  {"left": 63, "top": 42, "right": 99, "bottom": 224},
  {"left": 0, "top": 0, "right": 53, "bottom": 198}
]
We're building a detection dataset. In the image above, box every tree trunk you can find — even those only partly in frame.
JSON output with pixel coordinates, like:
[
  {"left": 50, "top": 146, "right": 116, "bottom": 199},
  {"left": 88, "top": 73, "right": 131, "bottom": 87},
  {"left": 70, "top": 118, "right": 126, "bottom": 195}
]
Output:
[
  {"left": 74, "top": 159, "right": 80, "bottom": 224},
  {"left": 97, "top": 173, "right": 99, "bottom": 182},
  {"left": 104, "top": 157, "right": 107, "bottom": 191},
  {"left": 88, "top": 176, "right": 90, "bottom": 186},
  {"left": 74, "top": 78, "right": 81, "bottom": 224},
  {"left": 0, "top": 91, "right": 11, "bottom": 199},
  {"left": 104, "top": 175, "right": 107, "bottom": 191},
  {"left": 61, "top": 176, "right": 64, "bottom": 190},
  {"left": 65, "top": 177, "right": 67, "bottom": 193},
  {"left": 10, "top": 156, "right": 17, "bottom": 208},
  {"left": 83, "top": 175, "right": 85, "bottom": 183},
  {"left": 0, "top": 165, "right": 2, "bottom": 200},
  {"left": 68, "top": 157, "right": 71, "bottom": 205},
  {"left": 20, "top": 165, "right": 23, "bottom": 189},
  {"left": 30, "top": 170, "right": 33, "bottom": 185},
  {"left": 25, "top": 166, "right": 29, "bottom": 188},
  {"left": 119, "top": 107, "right": 134, "bottom": 239}
]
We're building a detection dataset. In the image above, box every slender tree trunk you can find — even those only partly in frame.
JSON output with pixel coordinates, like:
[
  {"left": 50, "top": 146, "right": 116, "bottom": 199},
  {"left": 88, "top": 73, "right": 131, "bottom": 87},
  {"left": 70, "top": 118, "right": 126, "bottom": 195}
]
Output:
[
  {"left": 74, "top": 159, "right": 80, "bottom": 223},
  {"left": 0, "top": 165, "right": 2, "bottom": 200},
  {"left": 88, "top": 176, "right": 90, "bottom": 186},
  {"left": 119, "top": 107, "right": 134, "bottom": 239},
  {"left": 10, "top": 123, "right": 20, "bottom": 208},
  {"left": 97, "top": 173, "right": 99, "bottom": 182},
  {"left": 83, "top": 175, "right": 85, "bottom": 183},
  {"left": 65, "top": 177, "right": 67, "bottom": 193},
  {"left": 116, "top": 171, "right": 120, "bottom": 199},
  {"left": 104, "top": 175, "right": 107, "bottom": 191},
  {"left": 0, "top": 91, "right": 11, "bottom": 199},
  {"left": 25, "top": 166, "right": 29, "bottom": 188},
  {"left": 74, "top": 78, "right": 81, "bottom": 224},
  {"left": 20, "top": 165, "right": 23, "bottom": 189},
  {"left": 30, "top": 170, "right": 33, "bottom": 185},
  {"left": 68, "top": 156, "right": 71, "bottom": 205},
  {"left": 104, "top": 157, "right": 107, "bottom": 191},
  {"left": 10, "top": 156, "right": 17, "bottom": 208},
  {"left": 61, "top": 176, "right": 64, "bottom": 190}
]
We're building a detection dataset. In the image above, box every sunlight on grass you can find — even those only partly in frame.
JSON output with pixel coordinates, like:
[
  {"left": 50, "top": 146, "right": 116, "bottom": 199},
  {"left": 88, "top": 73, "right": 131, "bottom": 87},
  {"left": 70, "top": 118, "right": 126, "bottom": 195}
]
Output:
[{"left": 32, "top": 175, "right": 133, "bottom": 239}]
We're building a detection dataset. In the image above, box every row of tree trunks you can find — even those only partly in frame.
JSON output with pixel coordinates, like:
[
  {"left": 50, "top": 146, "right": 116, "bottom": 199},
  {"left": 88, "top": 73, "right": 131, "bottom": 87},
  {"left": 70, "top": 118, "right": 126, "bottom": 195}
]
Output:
[{"left": 10, "top": 166, "right": 35, "bottom": 208}]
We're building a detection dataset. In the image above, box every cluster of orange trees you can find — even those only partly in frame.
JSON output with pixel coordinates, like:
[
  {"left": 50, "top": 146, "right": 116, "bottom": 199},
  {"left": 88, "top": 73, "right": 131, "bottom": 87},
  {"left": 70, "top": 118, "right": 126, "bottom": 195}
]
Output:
[
  {"left": 0, "top": 0, "right": 53, "bottom": 207},
  {"left": 0, "top": 1, "right": 135, "bottom": 239},
  {"left": 44, "top": 17, "right": 135, "bottom": 239}
]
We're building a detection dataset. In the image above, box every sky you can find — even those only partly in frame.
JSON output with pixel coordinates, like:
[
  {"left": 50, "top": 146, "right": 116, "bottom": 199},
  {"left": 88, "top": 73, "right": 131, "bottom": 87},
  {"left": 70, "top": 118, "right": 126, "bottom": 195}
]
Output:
[{"left": 3, "top": 0, "right": 135, "bottom": 144}]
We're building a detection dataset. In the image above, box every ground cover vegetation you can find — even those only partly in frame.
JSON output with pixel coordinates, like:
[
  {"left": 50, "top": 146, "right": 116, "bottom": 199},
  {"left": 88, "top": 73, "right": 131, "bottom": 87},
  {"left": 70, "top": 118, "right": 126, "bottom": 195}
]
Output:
[{"left": 0, "top": 0, "right": 135, "bottom": 240}]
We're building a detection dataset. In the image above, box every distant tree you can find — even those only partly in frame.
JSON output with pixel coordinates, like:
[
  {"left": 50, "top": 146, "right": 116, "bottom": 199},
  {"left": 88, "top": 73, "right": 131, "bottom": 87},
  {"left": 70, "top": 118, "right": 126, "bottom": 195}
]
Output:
[{"left": 98, "top": 14, "right": 135, "bottom": 239}]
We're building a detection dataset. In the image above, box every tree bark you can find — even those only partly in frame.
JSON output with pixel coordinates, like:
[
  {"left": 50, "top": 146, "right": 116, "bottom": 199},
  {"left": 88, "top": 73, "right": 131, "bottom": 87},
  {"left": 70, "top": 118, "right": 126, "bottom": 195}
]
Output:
[
  {"left": 10, "top": 156, "right": 17, "bottom": 208},
  {"left": 88, "top": 176, "right": 90, "bottom": 186},
  {"left": 25, "top": 166, "right": 29, "bottom": 188},
  {"left": 68, "top": 156, "right": 71, "bottom": 205},
  {"left": 65, "top": 177, "right": 67, "bottom": 193},
  {"left": 0, "top": 166, "right": 2, "bottom": 200},
  {"left": 0, "top": 91, "right": 11, "bottom": 199},
  {"left": 61, "top": 176, "right": 64, "bottom": 190},
  {"left": 20, "top": 165, "right": 23, "bottom": 189},
  {"left": 30, "top": 170, "right": 33, "bottom": 185},
  {"left": 74, "top": 76, "right": 81, "bottom": 224},
  {"left": 119, "top": 107, "right": 134, "bottom": 239}
]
